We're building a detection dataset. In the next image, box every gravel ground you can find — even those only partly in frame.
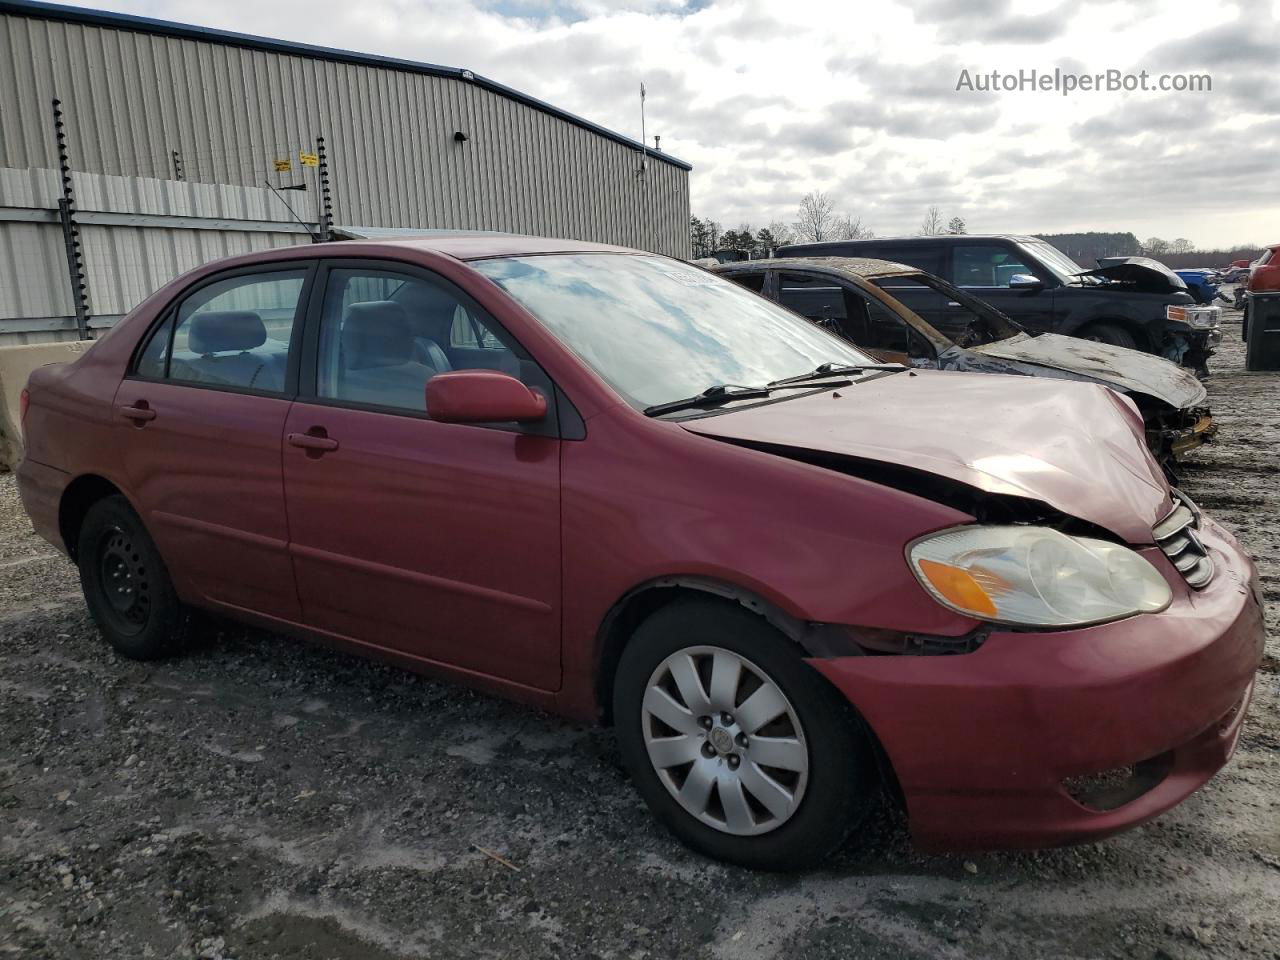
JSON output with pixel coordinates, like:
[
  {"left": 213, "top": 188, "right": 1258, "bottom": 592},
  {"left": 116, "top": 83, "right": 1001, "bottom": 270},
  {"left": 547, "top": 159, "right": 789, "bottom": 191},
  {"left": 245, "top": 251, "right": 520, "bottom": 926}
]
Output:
[{"left": 2, "top": 304, "right": 1277, "bottom": 960}]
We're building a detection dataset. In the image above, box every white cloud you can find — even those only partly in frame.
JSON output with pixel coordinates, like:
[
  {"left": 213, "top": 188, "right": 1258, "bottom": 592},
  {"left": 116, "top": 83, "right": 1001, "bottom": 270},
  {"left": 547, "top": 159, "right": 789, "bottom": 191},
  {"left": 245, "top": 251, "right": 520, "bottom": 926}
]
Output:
[{"left": 73, "top": 0, "right": 1279, "bottom": 248}]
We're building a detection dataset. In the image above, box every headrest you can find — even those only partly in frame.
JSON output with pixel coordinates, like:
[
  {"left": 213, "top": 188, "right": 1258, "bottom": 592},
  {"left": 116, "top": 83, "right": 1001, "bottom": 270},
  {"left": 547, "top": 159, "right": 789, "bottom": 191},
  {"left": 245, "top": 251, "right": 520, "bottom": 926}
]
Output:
[
  {"left": 187, "top": 311, "right": 267, "bottom": 354},
  {"left": 393, "top": 283, "right": 462, "bottom": 343},
  {"left": 342, "top": 301, "right": 414, "bottom": 370}
]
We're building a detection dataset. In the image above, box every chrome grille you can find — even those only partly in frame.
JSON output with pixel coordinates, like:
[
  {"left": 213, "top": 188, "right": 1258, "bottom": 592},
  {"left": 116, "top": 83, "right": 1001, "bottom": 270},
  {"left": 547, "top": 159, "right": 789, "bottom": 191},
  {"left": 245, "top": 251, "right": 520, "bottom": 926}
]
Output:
[{"left": 1153, "top": 492, "right": 1214, "bottom": 589}]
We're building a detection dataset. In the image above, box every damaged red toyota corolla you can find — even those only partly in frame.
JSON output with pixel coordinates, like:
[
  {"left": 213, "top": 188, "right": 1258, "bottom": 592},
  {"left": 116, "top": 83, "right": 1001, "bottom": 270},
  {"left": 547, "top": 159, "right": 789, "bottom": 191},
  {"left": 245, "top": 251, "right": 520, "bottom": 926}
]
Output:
[{"left": 17, "top": 236, "right": 1264, "bottom": 870}]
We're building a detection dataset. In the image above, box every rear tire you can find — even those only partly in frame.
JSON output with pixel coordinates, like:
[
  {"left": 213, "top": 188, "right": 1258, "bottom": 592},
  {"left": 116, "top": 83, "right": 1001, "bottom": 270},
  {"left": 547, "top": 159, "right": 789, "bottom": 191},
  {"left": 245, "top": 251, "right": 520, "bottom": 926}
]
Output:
[
  {"left": 77, "top": 495, "right": 189, "bottom": 660},
  {"left": 1081, "top": 323, "right": 1138, "bottom": 350},
  {"left": 613, "top": 598, "right": 879, "bottom": 871}
]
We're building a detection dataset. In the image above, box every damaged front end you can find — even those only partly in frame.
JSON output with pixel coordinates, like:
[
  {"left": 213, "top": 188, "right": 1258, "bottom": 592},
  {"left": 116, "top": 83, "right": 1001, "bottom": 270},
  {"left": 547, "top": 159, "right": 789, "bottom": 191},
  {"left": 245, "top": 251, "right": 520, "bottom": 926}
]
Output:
[
  {"left": 1161, "top": 304, "right": 1223, "bottom": 378},
  {"left": 1137, "top": 399, "right": 1217, "bottom": 471},
  {"left": 962, "top": 330, "right": 1215, "bottom": 470}
]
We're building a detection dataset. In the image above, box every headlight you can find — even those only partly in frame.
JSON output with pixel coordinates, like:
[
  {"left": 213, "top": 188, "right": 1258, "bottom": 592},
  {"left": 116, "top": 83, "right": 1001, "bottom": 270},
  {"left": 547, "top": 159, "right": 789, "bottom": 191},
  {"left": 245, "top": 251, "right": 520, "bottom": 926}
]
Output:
[
  {"left": 908, "top": 526, "right": 1172, "bottom": 627},
  {"left": 1166, "top": 304, "right": 1221, "bottom": 329}
]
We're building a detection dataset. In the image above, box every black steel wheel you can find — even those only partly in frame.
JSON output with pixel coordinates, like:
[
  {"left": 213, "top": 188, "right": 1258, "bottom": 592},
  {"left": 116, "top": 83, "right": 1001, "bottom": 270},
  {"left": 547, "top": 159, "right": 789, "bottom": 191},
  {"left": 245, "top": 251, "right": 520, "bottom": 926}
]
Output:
[{"left": 77, "top": 495, "right": 189, "bottom": 660}]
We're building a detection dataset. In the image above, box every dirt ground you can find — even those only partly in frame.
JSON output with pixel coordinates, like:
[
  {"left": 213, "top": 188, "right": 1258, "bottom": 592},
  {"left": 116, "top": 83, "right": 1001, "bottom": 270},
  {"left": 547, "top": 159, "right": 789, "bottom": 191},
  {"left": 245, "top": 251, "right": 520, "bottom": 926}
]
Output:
[{"left": 1, "top": 301, "right": 1277, "bottom": 960}]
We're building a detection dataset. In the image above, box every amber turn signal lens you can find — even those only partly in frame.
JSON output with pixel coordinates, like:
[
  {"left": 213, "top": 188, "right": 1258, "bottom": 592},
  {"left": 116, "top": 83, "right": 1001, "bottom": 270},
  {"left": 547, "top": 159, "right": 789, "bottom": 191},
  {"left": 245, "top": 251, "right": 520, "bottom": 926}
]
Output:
[{"left": 916, "top": 558, "right": 998, "bottom": 618}]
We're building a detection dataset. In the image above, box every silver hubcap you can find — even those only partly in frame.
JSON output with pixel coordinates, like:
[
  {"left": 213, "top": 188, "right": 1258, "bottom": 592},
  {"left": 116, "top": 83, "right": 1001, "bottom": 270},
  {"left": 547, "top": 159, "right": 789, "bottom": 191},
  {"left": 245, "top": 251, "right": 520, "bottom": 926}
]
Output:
[{"left": 641, "top": 645, "right": 809, "bottom": 836}]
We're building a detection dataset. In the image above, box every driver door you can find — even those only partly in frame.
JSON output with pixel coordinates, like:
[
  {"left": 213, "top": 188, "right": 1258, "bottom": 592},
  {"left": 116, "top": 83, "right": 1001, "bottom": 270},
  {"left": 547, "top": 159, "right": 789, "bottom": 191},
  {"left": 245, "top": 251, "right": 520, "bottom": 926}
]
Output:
[{"left": 281, "top": 260, "right": 563, "bottom": 691}]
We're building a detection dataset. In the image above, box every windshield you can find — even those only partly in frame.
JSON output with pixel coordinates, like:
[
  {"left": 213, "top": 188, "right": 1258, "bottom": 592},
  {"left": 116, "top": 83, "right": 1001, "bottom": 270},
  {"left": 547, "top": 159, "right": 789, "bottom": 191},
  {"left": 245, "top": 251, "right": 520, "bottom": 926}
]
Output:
[
  {"left": 472, "top": 253, "right": 875, "bottom": 409},
  {"left": 1025, "top": 241, "right": 1095, "bottom": 283}
]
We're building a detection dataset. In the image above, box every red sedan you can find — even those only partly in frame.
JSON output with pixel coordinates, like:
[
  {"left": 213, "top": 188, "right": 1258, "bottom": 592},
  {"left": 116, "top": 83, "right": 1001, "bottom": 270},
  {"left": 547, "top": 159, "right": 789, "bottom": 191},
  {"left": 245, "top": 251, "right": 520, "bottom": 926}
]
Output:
[{"left": 17, "top": 235, "right": 1263, "bottom": 869}]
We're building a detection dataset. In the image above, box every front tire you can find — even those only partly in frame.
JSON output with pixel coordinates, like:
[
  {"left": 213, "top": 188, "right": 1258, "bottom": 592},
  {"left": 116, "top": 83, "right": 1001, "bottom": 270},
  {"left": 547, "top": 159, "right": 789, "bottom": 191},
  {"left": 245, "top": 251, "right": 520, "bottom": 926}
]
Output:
[
  {"left": 613, "top": 598, "right": 878, "bottom": 870},
  {"left": 77, "top": 495, "right": 189, "bottom": 660},
  {"left": 1081, "top": 322, "right": 1138, "bottom": 350}
]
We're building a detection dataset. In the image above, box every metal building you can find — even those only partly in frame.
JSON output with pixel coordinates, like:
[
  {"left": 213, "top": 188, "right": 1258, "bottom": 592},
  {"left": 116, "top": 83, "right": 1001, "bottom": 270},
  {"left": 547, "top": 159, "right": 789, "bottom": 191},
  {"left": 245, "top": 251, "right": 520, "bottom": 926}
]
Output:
[{"left": 0, "top": 0, "right": 692, "bottom": 260}]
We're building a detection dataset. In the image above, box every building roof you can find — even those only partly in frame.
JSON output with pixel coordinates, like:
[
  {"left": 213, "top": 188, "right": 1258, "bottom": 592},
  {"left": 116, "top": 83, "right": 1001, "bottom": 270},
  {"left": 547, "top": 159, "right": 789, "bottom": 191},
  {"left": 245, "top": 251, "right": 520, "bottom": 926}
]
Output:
[{"left": 1, "top": 0, "right": 692, "bottom": 172}]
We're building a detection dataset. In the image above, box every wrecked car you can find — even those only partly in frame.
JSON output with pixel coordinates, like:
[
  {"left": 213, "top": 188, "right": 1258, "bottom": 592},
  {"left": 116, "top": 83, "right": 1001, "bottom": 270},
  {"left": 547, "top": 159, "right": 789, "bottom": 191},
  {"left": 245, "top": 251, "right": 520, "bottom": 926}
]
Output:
[
  {"left": 18, "top": 236, "right": 1263, "bottom": 870},
  {"left": 776, "top": 235, "right": 1220, "bottom": 376},
  {"left": 711, "top": 257, "right": 1215, "bottom": 473}
]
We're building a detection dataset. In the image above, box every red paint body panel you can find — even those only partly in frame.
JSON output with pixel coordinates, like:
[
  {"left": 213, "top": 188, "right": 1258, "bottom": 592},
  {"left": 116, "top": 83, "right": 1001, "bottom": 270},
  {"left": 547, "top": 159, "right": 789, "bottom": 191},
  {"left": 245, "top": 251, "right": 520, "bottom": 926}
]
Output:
[
  {"left": 14, "top": 236, "right": 1265, "bottom": 854},
  {"left": 112, "top": 382, "right": 300, "bottom": 620},
  {"left": 682, "top": 370, "right": 1171, "bottom": 544},
  {"left": 281, "top": 401, "right": 562, "bottom": 690},
  {"left": 1247, "top": 242, "right": 1280, "bottom": 293}
]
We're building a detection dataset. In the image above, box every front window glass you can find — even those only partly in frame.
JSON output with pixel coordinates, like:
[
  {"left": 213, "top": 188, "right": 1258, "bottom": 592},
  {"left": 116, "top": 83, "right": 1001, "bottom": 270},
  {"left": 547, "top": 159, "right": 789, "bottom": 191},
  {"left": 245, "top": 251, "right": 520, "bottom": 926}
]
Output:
[
  {"left": 1025, "top": 241, "right": 1087, "bottom": 281},
  {"left": 472, "top": 254, "right": 874, "bottom": 409},
  {"left": 315, "top": 267, "right": 535, "bottom": 415},
  {"left": 952, "top": 245, "right": 1033, "bottom": 288}
]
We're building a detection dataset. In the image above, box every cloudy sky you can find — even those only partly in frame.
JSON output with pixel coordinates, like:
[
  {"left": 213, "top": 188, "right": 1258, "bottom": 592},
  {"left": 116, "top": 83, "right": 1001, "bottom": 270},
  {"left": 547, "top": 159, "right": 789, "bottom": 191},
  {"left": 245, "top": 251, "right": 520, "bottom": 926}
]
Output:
[{"left": 72, "top": 0, "right": 1278, "bottom": 249}]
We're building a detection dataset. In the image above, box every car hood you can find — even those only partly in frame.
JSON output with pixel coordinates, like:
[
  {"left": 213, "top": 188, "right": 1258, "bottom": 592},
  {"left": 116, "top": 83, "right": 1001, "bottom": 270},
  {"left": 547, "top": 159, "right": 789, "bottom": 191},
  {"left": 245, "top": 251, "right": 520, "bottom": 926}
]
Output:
[
  {"left": 970, "top": 333, "right": 1207, "bottom": 409},
  {"left": 1079, "top": 257, "right": 1187, "bottom": 293},
  {"left": 680, "top": 370, "right": 1171, "bottom": 543}
]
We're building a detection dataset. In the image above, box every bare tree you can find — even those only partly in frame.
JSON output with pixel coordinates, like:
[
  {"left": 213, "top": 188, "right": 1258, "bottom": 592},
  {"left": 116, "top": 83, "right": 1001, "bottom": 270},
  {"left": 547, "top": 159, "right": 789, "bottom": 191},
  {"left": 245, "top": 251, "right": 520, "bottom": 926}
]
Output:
[
  {"left": 756, "top": 221, "right": 795, "bottom": 257},
  {"left": 919, "top": 206, "right": 944, "bottom": 236},
  {"left": 794, "top": 191, "right": 840, "bottom": 242},
  {"left": 834, "top": 215, "right": 874, "bottom": 240},
  {"left": 1143, "top": 236, "right": 1171, "bottom": 256},
  {"left": 764, "top": 220, "right": 796, "bottom": 247},
  {"left": 1170, "top": 238, "right": 1194, "bottom": 254}
]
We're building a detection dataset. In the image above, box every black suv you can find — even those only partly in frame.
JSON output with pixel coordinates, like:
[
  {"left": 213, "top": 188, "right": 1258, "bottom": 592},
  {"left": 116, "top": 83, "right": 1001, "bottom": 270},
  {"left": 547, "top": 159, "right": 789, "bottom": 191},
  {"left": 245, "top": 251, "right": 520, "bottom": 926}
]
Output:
[{"left": 776, "top": 235, "right": 1219, "bottom": 374}]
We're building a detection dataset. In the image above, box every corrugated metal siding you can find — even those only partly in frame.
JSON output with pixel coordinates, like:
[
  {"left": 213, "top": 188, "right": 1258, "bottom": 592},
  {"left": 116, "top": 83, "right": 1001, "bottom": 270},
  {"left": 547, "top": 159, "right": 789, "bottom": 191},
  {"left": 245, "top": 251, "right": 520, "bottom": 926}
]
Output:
[
  {"left": 0, "top": 167, "right": 313, "bottom": 341},
  {"left": 1, "top": 11, "right": 691, "bottom": 258}
]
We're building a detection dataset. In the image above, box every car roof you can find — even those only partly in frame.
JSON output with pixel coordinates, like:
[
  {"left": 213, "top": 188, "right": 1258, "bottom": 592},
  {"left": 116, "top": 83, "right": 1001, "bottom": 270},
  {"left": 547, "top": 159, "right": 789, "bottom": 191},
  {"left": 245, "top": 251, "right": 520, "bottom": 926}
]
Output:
[
  {"left": 713, "top": 256, "right": 923, "bottom": 280},
  {"left": 326, "top": 231, "right": 640, "bottom": 260},
  {"left": 780, "top": 234, "right": 1042, "bottom": 247}
]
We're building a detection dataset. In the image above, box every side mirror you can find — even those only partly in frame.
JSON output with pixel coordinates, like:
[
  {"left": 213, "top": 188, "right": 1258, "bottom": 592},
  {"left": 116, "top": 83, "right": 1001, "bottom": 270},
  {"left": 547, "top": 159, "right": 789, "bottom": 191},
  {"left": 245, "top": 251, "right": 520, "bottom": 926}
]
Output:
[
  {"left": 426, "top": 370, "right": 548, "bottom": 424},
  {"left": 1008, "top": 274, "right": 1043, "bottom": 291}
]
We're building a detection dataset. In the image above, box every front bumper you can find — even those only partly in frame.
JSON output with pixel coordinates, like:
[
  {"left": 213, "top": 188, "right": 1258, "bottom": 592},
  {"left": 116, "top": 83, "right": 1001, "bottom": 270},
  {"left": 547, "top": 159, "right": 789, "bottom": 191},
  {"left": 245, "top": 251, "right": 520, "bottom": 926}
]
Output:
[{"left": 811, "top": 516, "right": 1264, "bottom": 852}]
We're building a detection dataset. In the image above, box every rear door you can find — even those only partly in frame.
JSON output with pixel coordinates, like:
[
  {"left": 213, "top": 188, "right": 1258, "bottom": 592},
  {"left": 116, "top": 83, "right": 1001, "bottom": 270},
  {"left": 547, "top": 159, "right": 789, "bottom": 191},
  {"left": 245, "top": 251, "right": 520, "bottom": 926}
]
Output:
[
  {"left": 115, "top": 264, "right": 313, "bottom": 621},
  {"left": 281, "top": 260, "right": 563, "bottom": 691}
]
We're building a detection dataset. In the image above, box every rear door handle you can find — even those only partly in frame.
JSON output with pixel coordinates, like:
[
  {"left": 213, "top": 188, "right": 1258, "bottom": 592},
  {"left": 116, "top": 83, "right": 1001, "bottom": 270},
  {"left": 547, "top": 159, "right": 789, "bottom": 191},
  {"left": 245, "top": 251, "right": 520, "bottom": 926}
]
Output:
[
  {"left": 119, "top": 403, "right": 156, "bottom": 423},
  {"left": 288, "top": 431, "right": 339, "bottom": 454}
]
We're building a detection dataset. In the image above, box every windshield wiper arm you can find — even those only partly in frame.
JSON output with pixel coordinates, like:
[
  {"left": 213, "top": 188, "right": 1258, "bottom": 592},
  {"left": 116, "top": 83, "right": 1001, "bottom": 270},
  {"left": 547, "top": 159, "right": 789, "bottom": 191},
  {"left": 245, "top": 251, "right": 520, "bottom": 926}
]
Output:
[
  {"left": 768, "top": 361, "right": 903, "bottom": 387},
  {"left": 644, "top": 383, "right": 772, "bottom": 417}
]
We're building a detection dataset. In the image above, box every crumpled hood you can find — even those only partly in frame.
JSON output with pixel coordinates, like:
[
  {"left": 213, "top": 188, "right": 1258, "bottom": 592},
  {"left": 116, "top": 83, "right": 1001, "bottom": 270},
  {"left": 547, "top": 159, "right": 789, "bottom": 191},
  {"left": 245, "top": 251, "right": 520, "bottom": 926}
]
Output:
[
  {"left": 1080, "top": 257, "right": 1187, "bottom": 293},
  {"left": 681, "top": 369, "right": 1171, "bottom": 543},
  {"left": 971, "top": 333, "right": 1208, "bottom": 409}
]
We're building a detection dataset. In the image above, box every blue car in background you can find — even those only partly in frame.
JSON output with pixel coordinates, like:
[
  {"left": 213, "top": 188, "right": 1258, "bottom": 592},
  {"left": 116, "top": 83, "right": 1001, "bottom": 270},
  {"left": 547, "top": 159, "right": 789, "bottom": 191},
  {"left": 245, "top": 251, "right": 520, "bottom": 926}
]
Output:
[{"left": 1175, "top": 269, "right": 1230, "bottom": 305}]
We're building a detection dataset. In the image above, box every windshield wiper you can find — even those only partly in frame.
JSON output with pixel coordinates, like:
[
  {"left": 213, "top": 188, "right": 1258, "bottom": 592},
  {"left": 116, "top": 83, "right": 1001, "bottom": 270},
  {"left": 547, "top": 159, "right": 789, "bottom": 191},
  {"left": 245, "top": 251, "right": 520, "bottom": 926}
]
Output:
[
  {"left": 768, "top": 361, "right": 903, "bottom": 387},
  {"left": 644, "top": 383, "right": 772, "bottom": 417}
]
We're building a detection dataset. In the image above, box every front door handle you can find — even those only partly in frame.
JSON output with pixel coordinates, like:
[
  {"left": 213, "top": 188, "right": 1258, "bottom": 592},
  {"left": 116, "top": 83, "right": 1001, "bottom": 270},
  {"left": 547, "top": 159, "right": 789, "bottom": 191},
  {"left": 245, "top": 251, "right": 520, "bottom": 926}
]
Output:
[
  {"left": 288, "top": 429, "right": 339, "bottom": 456},
  {"left": 119, "top": 402, "right": 156, "bottom": 423}
]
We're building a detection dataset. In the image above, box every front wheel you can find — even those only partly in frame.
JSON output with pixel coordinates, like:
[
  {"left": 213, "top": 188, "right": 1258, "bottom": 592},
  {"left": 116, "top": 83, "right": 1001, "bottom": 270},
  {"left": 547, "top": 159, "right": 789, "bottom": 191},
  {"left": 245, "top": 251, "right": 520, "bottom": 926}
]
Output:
[
  {"left": 613, "top": 599, "right": 879, "bottom": 870},
  {"left": 77, "top": 495, "right": 190, "bottom": 660},
  {"left": 1081, "top": 323, "right": 1138, "bottom": 350}
]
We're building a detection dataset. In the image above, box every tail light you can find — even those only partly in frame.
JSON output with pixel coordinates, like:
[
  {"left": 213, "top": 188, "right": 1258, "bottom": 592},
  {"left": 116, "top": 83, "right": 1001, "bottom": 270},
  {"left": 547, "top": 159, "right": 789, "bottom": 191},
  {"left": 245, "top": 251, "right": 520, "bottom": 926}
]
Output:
[{"left": 19, "top": 387, "right": 30, "bottom": 426}]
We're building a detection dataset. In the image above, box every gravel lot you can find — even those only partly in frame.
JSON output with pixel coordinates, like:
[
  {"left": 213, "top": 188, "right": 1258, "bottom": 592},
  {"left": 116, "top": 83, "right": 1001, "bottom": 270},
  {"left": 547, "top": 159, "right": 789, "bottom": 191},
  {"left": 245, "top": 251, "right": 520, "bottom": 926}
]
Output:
[{"left": 2, "top": 304, "right": 1277, "bottom": 960}]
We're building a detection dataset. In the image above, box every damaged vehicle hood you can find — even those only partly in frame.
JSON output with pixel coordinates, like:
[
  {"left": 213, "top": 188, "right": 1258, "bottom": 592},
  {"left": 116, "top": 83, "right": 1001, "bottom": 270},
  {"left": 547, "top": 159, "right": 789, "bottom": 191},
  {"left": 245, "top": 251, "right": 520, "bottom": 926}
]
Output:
[
  {"left": 681, "top": 369, "right": 1171, "bottom": 543},
  {"left": 970, "top": 333, "right": 1207, "bottom": 409},
  {"left": 1079, "top": 257, "right": 1188, "bottom": 294}
]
